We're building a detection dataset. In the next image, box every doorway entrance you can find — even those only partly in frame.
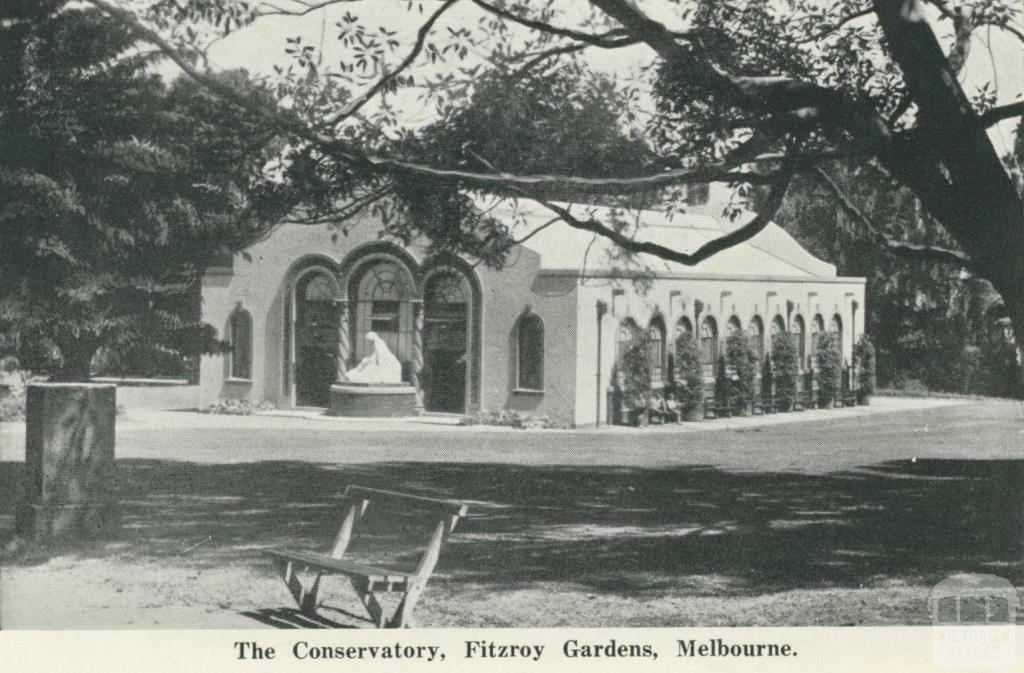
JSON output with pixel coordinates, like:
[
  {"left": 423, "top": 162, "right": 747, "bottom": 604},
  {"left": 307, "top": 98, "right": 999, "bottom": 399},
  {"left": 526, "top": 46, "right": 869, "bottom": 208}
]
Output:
[
  {"left": 423, "top": 271, "right": 470, "bottom": 413},
  {"left": 294, "top": 271, "right": 338, "bottom": 407}
]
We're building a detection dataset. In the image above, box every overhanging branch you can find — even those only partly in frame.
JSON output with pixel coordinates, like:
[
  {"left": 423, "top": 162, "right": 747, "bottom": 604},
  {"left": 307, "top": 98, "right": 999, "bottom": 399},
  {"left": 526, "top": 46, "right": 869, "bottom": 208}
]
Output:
[
  {"left": 813, "top": 167, "right": 976, "bottom": 271},
  {"left": 469, "top": 138, "right": 802, "bottom": 268}
]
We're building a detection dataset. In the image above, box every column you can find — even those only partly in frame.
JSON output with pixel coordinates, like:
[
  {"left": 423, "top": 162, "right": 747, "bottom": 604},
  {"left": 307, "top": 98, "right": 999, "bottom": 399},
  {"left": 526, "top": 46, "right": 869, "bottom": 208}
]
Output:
[
  {"left": 334, "top": 299, "right": 351, "bottom": 384},
  {"left": 411, "top": 299, "right": 425, "bottom": 413}
]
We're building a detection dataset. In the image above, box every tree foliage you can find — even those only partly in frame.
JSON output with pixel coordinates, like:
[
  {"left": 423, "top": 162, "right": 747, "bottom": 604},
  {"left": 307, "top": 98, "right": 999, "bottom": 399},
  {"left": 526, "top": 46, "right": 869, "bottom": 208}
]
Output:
[
  {"left": 0, "top": 3, "right": 288, "bottom": 378},
  {"left": 672, "top": 331, "right": 704, "bottom": 412}
]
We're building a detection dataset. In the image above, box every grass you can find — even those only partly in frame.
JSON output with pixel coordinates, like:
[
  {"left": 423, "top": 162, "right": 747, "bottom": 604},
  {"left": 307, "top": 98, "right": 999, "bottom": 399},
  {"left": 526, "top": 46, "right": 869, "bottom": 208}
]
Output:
[{"left": 0, "top": 399, "right": 1022, "bottom": 628}]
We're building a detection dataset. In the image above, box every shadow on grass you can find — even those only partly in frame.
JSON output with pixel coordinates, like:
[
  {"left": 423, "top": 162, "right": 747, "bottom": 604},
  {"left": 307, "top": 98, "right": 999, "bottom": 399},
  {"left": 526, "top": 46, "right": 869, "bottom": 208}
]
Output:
[{"left": 1, "top": 458, "right": 1021, "bottom": 598}]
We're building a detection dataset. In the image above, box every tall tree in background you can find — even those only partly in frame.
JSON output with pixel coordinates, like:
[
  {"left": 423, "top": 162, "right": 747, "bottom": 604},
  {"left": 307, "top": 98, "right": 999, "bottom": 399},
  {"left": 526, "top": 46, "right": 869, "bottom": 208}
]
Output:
[
  {"left": 25, "top": 1, "right": 1024, "bottom": 392},
  {"left": 0, "top": 3, "right": 289, "bottom": 379}
]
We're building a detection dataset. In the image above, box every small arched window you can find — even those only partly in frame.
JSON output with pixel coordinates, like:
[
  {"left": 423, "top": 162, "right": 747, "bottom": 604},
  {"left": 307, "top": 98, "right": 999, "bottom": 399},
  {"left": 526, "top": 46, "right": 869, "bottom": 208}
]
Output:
[
  {"left": 793, "top": 315, "right": 807, "bottom": 365},
  {"left": 516, "top": 313, "right": 544, "bottom": 391},
  {"left": 770, "top": 315, "right": 786, "bottom": 348},
  {"left": 700, "top": 316, "right": 718, "bottom": 368},
  {"left": 228, "top": 306, "right": 253, "bottom": 380},
  {"left": 748, "top": 316, "right": 765, "bottom": 362},
  {"left": 831, "top": 313, "right": 844, "bottom": 358},
  {"left": 647, "top": 316, "right": 666, "bottom": 383},
  {"left": 726, "top": 315, "right": 742, "bottom": 336},
  {"left": 810, "top": 314, "right": 825, "bottom": 367}
]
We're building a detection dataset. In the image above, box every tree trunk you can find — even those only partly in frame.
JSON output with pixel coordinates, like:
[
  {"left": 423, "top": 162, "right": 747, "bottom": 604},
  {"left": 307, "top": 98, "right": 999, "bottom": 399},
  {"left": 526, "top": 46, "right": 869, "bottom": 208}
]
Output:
[{"left": 54, "top": 339, "right": 97, "bottom": 382}]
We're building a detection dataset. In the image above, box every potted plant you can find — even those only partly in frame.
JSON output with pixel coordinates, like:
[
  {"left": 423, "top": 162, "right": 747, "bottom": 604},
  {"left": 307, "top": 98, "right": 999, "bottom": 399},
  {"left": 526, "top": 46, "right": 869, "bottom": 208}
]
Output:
[
  {"left": 673, "top": 332, "right": 704, "bottom": 421},
  {"left": 621, "top": 340, "right": 651, "bottom": 427},
  {"left": 770, "top": 334, "right": 798, "bottom": 411},
  {"left": 725, "top": 331, "right": 757, "bottom": 416},
  {"left": 816, "top": 331, "right": 843, "bottom": 407},
  {"left": 853, "top": 335, "right": 876, "bottom": 405}
]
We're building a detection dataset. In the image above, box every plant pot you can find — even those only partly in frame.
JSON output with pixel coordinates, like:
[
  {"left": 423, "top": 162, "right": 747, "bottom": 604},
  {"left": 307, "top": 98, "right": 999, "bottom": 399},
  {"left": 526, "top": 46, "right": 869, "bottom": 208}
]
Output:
[
  {"left": 682, "top": 405, "right": 703, "bottom": 422},
  {"left": 857, "top": 391, "right": 871, "bottom": 406}
]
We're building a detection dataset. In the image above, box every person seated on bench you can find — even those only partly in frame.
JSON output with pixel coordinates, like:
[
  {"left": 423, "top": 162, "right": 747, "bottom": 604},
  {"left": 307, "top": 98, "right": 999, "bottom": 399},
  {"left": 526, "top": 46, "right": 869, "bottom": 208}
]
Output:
[
  {"left": 647, "top": 392, "right": 668, "bottom": 423},
  {"left": 664, "top": 395, "right": 681, "bottom": 423}
]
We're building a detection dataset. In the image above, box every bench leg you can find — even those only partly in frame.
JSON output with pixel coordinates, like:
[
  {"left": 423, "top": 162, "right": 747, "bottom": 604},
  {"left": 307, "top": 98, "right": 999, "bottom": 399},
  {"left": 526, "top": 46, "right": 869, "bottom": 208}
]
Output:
[
  {"left": 350, "top": 577, "right": 385, "bottom": 628},
  {"left": 277, "top": 560, "right": 322, "bottom": 616},
  {"left": 387, "top": 582, "right": 426, "bottom": 629}
]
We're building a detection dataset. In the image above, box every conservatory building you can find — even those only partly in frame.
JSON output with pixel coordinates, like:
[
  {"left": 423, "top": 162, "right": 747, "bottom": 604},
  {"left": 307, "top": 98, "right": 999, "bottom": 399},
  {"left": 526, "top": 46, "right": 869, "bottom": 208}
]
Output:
[{"left": 197, "top": 189, "right": 866, "bottom": 426}]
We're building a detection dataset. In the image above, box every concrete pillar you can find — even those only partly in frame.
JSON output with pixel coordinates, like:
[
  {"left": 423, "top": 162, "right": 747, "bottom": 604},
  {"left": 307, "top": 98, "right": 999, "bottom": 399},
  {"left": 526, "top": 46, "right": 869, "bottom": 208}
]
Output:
[
  {"left": 16, "top": 383, "right": 119, "bottom": 544},
  {"left": 411, "top": 299, "right": 425, "bottom": 414},
  {"left": 334, "top": 299, "right": 351, "bottom": 383}
]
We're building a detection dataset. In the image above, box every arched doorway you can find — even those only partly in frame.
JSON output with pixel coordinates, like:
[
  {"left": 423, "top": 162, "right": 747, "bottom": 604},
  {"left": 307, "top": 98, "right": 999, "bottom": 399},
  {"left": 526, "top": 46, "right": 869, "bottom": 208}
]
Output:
[
  {"left": 294, "top": 270, "right": 339, "bottom": 407},
  {"left": 352, "top": 259, "right": 415, "bottom": 371},
  {"left": 423, "top": 269, "right": 472, "bottom": 413}
]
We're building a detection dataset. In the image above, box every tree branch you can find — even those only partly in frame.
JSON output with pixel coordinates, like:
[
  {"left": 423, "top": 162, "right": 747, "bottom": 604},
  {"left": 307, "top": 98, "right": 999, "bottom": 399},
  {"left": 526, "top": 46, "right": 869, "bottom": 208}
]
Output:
[
  {"left": 587, "top": 0, "right": 894, "bottom": 152},
  {"left": 979, "top": 100, "right": 1024, "bottom": 128},
  {"left": 813, "top": 166, "right": 976, "bottom": 270},
  {"left": 469, "top": 138, "right": 802, "bottom": 268},
  {"left": 471, "top": 0, "right": 637, "bottom": 48},
  {"left": 793, "top": 6, "right": 875, "bottom": 44},
  {"left": 319, "top": 0, "right": 463, "bottom": 127}
]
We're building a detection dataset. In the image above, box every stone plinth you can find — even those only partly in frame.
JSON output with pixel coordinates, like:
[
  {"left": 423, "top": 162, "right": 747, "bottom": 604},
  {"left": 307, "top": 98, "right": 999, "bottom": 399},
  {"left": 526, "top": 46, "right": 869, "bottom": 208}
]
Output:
[
  {"left": 328, "top": 382, "right": 417, "bottom": 417},
  {"left": 15, "top": 383, "right": 120, "bottom": 543}
]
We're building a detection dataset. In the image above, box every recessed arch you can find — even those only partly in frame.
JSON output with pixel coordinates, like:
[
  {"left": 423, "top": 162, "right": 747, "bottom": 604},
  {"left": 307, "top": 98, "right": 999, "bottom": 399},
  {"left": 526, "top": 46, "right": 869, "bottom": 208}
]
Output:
[
  {"left": 647, "top": 315, "right": 667, "bottom": 384},
  {"left": 748, "top": 315, "right": 765, "bottom": 362},
  {"left": 700, "top": 316, "right": 718, "bottom": 372},
  {"left": 227, "top": 303, "right": 253, "bottom": 380},
  {"left": 793, "top": 314, "right": 807, "bottom": 365},
  {"left": 421, "top": 265, "right": 478, "bottom": 413},
  {"left": 514, "top": 311, "right": 545, "bottom": 391}
]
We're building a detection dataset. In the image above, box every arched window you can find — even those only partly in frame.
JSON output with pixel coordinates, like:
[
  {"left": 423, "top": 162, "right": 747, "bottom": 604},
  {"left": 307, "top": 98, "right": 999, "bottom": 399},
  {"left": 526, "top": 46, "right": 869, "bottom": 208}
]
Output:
[
  {"left": 770, "top": 315, "right": 786, "bottom": 349},
  {"left": 831, "top": 313, "right": 844, "bottom": 358},
  {"left": 700, "top": 316, "right": 718, "bottom": 372},
  {"left": 726, "top": 315, "right": 742, "bottom": 336},
  {"left": 675, "top": 316, "right": 693, "bottom": 340},
  {"left": 228, "top": 306, "right": 253, "bottom": 380},
  {"left": 810, "top": 314, "right": 825, "bottom": 367},
  {"left": 647, "top": 316, "right": 666, "bottom": 384},
  {"left": 793, "top": 315, "right": 806, "bottom": 365},
  {"left": 748, "top": 316, "right": 765, "bottom": 362},
  {"left": 516, "top": 313, "right": 544, "bottom": 391},
  {"left": 355, "top": 260, "right": 412, "bottom": 364}
]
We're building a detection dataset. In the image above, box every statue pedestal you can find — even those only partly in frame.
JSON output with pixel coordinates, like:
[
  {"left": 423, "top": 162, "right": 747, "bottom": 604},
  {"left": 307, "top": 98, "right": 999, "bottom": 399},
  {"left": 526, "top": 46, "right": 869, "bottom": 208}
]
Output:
[
  {"left": 328, "top": 382, "right": 418, "bottom": 417},
  {"left": 16, "top": 383, "right": 120, "bottom": 545}
]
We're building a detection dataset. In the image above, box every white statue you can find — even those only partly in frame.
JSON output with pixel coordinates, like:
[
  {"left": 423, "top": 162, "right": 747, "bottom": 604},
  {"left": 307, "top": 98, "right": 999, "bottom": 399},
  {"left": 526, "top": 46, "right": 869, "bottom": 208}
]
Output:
[{"left": 344, "top": 332, "right": 403, "bottom": 384}]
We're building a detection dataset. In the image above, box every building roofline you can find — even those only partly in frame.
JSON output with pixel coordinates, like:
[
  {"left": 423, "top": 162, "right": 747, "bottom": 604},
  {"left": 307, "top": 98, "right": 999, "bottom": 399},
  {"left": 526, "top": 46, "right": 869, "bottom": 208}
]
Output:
[{"left": 538, "top": 269, "right": 866, "bottom": 284}]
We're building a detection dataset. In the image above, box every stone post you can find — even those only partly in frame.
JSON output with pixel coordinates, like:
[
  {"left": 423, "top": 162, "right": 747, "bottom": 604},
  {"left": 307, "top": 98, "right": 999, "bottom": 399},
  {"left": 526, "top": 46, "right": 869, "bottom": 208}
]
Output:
[
  {"left": 16, "top": 383, "right": 120, "bottom": 544},
  {"left": 334, "top": 299, "right": 351, "bottom": 383},
  {"left": 411, "top": 299, "right": 425, "bottom": 414}
]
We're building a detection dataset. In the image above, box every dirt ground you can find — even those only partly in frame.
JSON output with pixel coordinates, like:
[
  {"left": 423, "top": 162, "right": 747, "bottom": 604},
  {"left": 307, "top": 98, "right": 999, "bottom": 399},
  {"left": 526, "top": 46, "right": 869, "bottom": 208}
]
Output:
[{"left": 1, "top": 397, "right": 1022, "bottom": 629}]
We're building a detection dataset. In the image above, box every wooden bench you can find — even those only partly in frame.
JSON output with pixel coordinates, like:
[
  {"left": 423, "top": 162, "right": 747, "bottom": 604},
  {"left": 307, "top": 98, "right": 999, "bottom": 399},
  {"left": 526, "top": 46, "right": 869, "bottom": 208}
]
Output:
[
  {"left": 703, "top": 396, "right": 731, "bottom": 419},
  {"left": 265, "top": 485, "right": 469, "bottom": 628}
]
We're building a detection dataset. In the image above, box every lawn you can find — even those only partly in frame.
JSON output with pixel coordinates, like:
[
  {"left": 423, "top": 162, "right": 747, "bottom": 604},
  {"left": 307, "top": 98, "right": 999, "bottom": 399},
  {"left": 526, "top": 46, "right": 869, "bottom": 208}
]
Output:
[{"left": 0, "top": 398, "right": 1021, "bottom": 628}]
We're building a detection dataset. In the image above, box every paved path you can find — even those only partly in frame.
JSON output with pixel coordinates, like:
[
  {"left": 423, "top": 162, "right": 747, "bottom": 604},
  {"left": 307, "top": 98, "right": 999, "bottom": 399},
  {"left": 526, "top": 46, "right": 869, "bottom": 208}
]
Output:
[{"left": 3, "top": 396, "right": 1018, "bottom": 474}]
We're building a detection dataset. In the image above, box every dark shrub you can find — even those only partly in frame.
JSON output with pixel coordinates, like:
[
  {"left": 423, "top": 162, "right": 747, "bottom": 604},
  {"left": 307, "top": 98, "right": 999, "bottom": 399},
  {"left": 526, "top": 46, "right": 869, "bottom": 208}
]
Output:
[
  {"left": 816, "top": 331, "right": 843, "bottom": 406},
  {"left": 771, "top": 334, "right": 798, "bottom": 410},
  {"left": 725, "top": 331, "right": 757, "bottom": 413},
  {"left": 853, "top": 335, "right": 876, "bottom": 402},
  {"left": 673, "top": 332, "right": 704, "bottom": 415}
]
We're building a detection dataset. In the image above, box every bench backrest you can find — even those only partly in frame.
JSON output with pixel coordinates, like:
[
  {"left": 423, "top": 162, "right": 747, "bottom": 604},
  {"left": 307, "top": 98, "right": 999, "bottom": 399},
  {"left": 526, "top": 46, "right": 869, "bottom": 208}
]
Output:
[
  {"left": 330, "top": 485, "right": 469, "bottom": 581},
  {"left": 342, "top": 485, "right": 469, "bottom": 517}
]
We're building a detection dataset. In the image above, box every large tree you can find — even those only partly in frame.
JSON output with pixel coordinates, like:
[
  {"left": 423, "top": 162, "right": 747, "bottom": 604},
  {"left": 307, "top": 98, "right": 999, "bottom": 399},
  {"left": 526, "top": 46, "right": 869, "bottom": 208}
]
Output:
[
  {"left": 47, "top": 1, "right": 1024, "bottom": 388},
  {"left": 0, "top": 2, "right": 289, "bottom": 379}
]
